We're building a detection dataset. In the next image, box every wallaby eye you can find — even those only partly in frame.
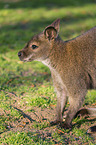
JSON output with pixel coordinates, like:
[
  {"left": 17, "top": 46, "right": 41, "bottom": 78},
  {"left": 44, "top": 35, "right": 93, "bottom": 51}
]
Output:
[{"left": 32, "top": 45, "right": 38, "bottom": 49}]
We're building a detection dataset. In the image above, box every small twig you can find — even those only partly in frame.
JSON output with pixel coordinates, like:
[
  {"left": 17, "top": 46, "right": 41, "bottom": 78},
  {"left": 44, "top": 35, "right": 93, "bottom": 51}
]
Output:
[
  {"left": 6, "top": 76, "right": 20, "bottom": 85},
  {"left": 0, "top": 76, "right": 20, "bottom": 91},
  {"left": 2, "top": 55, "right": 11, "bottom": 62},
  {"left": 6, "top": 92, "right": 18, "bottom": 98}
]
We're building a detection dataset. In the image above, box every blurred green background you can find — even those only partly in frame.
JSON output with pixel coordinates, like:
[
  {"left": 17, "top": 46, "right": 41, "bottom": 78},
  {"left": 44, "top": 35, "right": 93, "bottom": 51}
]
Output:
[{"left": 0, "top": 0, "right": 96, "bottom": 54}]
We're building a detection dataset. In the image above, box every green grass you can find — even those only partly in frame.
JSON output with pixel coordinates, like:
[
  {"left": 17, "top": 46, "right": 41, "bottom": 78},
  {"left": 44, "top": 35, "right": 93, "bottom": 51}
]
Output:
[{"left": 0, "top": 0, "right": 96, "bottom": 144}]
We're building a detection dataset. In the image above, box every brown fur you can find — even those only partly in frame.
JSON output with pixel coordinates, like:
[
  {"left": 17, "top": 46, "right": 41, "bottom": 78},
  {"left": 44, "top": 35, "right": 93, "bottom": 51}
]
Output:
[{"left": 18, "top": 19, "right": 96, "bottom": 129}]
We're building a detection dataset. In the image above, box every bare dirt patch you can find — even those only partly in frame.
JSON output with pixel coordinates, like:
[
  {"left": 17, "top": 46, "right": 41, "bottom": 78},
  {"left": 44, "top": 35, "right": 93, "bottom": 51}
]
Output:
[{"left": 0, "top": 91, "right": 96, "bottom": 144}]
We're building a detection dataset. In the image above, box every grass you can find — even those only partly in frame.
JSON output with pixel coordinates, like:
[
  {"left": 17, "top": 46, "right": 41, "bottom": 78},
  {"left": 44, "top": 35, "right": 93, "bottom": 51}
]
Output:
[{"left": 0, "top": 0, "right": 96, "bottom": 144}]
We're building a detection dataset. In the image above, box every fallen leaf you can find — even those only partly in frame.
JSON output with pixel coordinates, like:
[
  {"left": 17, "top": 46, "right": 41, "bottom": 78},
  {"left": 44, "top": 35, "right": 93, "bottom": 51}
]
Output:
[
  {"left": 18, "top": 125, "right": 24, "bottom": 128},
  {"left": 92, "top": 103, "right": 96, "bottom": 106},
  {"left": 31, "top": 84, "right": 35, "bottom": 88},
  {"left": 49, "top": 104, "right": 56, "bottom": 107},
  {"left": 41, "top": 85, "right": 46, "bottom": 88},
  {"left": 17, "top": 61, "right": 23, "bottom": 64},
  {"left": 22, "top": 121, "right": 26, "bottom": 125},
  {"left": 57, "top": 129, "right": 65, "bottom": 134}
]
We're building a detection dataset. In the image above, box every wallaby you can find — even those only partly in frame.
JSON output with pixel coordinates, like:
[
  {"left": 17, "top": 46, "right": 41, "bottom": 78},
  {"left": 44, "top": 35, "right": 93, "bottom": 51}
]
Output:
[{"left": 18, "top": 19, "right": 96, "bottom": 129}]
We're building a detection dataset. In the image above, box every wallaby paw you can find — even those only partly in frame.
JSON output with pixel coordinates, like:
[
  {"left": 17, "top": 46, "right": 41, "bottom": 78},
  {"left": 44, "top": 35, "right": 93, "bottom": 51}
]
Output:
[
  {"left": 50, "top": 120, "right": 60, "bottom": 126},
  {"left": 60, "top": 122, "right": 72, "bottom": 129}
]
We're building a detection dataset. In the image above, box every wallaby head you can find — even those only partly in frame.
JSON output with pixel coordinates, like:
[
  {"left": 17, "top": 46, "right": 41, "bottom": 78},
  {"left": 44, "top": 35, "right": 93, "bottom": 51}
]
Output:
[{"left": 18, "top": 19, "right": 60, "bottom": 62}]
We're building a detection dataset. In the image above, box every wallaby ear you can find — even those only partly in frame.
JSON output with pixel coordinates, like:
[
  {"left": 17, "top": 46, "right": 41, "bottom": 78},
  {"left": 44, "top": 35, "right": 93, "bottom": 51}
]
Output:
[
  {"left": 44, "top": 19, "right": 60, "bottom": 40},
  {"left": 44, "top": 26, "right": 57, "bottom": 40},
  {"left": 51, "top": 18, "right": 60, "bottom": 33}
]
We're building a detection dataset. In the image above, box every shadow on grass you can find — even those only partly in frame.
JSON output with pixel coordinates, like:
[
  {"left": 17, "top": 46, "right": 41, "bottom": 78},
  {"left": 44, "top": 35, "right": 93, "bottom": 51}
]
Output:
[
  {"left": 13, "top": 106, "right": 35, "bottom": 122},
  {"left": 0, "top": 70, "right": 51, "bottom": 91},
  {"left": 0, "top": 0, "right": 95, "bottom": 9}
]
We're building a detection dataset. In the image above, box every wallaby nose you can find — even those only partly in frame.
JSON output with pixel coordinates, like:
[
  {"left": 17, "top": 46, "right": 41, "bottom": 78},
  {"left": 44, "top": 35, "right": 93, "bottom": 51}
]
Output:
[{"left": 18, "top": 51, "right": 22, "bottom": 57}]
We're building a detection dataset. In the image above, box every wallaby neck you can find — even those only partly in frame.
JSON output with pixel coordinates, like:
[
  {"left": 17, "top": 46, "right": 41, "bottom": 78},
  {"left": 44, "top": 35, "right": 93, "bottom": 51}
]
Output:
[{"left": 42, "top": 38, "right": 66, "bottom": 71}]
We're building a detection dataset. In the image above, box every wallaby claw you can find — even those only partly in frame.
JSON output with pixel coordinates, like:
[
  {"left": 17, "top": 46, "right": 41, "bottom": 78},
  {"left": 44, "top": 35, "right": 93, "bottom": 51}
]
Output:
[
  {"left": 50, "top": 120, "right": 60, "bottom": 126},
  {"left": 60, "top": 122, "right": 72, "bottom": 129},
  {"left": 50, "top": 120, "right": 72, "bottom": 130}
]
